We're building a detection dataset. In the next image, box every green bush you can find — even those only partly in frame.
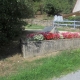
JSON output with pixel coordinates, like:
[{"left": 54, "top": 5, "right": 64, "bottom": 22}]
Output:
[
  {"left": 67, "top": 16, "right": 80, "bottom": 21},
  {"left": 0, "top": 0, "right": 34, "bottom": 46},
  {"left": 43, "top": 0, "right": 76, "bottom": 15}
]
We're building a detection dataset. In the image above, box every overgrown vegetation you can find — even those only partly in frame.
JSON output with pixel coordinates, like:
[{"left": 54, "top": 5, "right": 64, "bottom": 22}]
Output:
[
  {"left": 33, "top": 0, "right": 76, "bottom": 15},
  {"left": 0, "top": 49, "right": 80, "bottom": 80},
  {"left": 67, "top": 16, "right": 80, "bottom": 21},
  {"left": 0, "top": 0, "right": 33, "bottom": 46}
]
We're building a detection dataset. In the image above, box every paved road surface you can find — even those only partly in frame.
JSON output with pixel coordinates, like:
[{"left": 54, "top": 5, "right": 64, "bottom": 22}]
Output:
[{"left": 52, "top": 70, "right": 80, "bottom": 80}]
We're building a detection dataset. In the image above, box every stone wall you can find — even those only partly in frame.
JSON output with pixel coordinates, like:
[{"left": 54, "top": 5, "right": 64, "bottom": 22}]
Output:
[
  {"left": 23, "top": 19, "right": 53, "bottom": 26},
  {"left": 21, "top": 38, "right": 80, "bottom": 58}
]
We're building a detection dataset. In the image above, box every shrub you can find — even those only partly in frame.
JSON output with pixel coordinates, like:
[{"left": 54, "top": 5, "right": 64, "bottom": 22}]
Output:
[
  {"left": 0, "top": 0, "right": 34, "bottom": 45},
  {"left": 67, "top": 16, "right": 80, "bottom": 21}
]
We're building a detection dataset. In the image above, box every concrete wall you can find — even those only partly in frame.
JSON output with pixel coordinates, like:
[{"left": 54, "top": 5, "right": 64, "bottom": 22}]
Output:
[
  {"left": 21, "top": 38, "right": 80, "bottom": 58},
  {"left": 23, "top": 19, "right": 53, "bottom": 26}
]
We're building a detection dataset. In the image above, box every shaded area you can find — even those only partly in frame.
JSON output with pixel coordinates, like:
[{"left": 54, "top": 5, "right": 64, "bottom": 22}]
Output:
[
  {"left": 0, "top": 21, "right": 27, "bottom": 60},
  {"left": 0, "top": 30, "right": 39, "bottom": 60},
  {"left": 0, "top": 41, "right": 21, "bottom": 60},
  {"left": 0, "top": 0, "right": 34, "bottom": 60},
  {"left": 0, "top": 0, "right": 34, "bottom": 46}
]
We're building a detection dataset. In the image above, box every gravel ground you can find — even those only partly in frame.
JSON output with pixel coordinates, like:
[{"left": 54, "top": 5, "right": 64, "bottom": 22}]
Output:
[{"left": 52, "top": 70, "right": 80, "bottom": 80}]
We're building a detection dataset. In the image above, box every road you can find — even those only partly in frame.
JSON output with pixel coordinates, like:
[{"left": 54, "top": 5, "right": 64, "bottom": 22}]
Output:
[{"left": 52, "top": 70, "right": 80, "bottom": 80}]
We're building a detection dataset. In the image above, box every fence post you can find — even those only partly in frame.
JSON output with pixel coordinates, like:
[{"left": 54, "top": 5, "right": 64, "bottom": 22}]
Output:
[{"left": 74, "top": 20, "right": 76, "bottom": 29}]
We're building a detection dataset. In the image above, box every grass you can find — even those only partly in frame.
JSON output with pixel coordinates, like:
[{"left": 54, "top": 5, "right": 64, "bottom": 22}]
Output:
[
  {"left": 24, "top": 24, "right": 80, "bottom": 32},
  {"left": 57, "top": 27, "right": 80, "bottom": 32},
  {"left": 25, "top": 24, "right": 44, "bottom": 29},
  {"left": 0, "top": 49, "right": 80, "bottom": 80}
]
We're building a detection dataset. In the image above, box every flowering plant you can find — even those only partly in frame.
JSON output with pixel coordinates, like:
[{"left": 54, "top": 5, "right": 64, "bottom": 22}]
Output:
[
  {"left": 33, "top": 34, "right": 44, "bottom": 41},
  {"left": 40, "top": 32, "right": 60, "bottom": 40},
  {"left": 26, "top": 31, "right": 80, "bottom": 41},
  {"left": 52, "top": 33, "right": 60, "bottom": 39},
  {"left": 59, "top": 33, "right": 64, "bottom": 39},
  {"left": 61, "top": 32, "right": 73, "bottom": 39},
  {"left": 61, "top": 32, "right": 80, "bottom": 39},
  {"left": 73, "top": 32, "right": 80, "bottom": 38},
  {"left": 43, "top": 32, "right": 54, "bottom": 40},
  {"left": 26, "top": 33, "right": 44, "bottom": 41},
  {"left": 26, "top": 33, "right": 35, "bottom": 41}
]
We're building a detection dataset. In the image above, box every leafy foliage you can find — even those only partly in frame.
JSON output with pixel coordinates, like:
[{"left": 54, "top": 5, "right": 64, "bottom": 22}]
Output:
[
  {"left": 67, "top": 16, "right": 80, "bottom": 21},
  {"left": 43, "top": 0, "right": 76, "bottom": 15},
  {"left": 0, "top": 0, "right": 34, "bottom": 45},
  {"left": 17, "top": 0, "right": 34, "bottom": 18}
]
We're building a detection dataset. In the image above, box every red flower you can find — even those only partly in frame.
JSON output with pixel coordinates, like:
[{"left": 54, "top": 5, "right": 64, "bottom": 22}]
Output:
[
  {"left": 73, "top": 32, "right": 79, "bottom": 38},
  {"left": 61, "top": 32, "right": 73, "bottom": 39},
  {"left": 54, "top": 33, "right": 60, "bottom": 39},
  {"left": 26, "top": 31, "right": 80, "bottom": 41},
  {"left": 40, "top": 32, "right": 60, "bottom": 40},
  {"left": 26, "top": 33, "right": 35, "bottom": 38}
]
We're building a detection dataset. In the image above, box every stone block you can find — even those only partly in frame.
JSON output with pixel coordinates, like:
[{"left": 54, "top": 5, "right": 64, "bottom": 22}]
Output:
[{"left": 21, "top": 38, "right": 80, "bottom": 58}]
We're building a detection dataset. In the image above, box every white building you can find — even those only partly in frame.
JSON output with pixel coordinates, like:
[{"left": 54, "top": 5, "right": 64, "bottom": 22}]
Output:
[{"left": 73, "top": 0, "right": 80, "bottom": 13}]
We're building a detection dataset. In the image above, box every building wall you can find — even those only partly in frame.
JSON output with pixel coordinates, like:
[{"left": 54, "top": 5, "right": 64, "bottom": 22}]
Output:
[{"left": 73, "top": 0, "right": 80, "bottom": 12}]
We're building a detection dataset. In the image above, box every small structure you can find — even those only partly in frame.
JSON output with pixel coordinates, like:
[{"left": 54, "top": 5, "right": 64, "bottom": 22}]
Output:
[
  {"left": 21, "top": 38, "right": 80, "bottom": 58},
  {"left": 73, "top": 0, "right": 80, "bottom": 13},
  {"left": 42, "top": 26, "right": 58, "bottom": 33}
]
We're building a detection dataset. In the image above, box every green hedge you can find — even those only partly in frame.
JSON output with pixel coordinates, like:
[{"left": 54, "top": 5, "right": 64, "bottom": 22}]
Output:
[{"left": 67, "top": 16, "right": 80, "bottom": 21}]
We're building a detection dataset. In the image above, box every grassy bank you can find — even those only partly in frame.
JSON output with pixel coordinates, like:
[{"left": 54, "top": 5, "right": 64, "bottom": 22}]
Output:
[
  {"left": 25, "top": 24, "right": 44, "bottom": 29},
  {"left": 0, "top": 49, "right": 80, "bottom": 80}
]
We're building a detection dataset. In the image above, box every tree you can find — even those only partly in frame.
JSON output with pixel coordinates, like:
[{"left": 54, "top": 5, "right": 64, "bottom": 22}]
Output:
[
  {"left": 0, "top": 0, "right": 34, "bottom": 45},
  {"left": 43, "top": 0, "right": 76, "bottom": 15}
]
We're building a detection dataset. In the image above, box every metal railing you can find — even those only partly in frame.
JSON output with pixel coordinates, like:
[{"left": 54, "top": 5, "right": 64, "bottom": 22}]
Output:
[{"left": 53, "top": 20, "right": 80, "bottom": 29}]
